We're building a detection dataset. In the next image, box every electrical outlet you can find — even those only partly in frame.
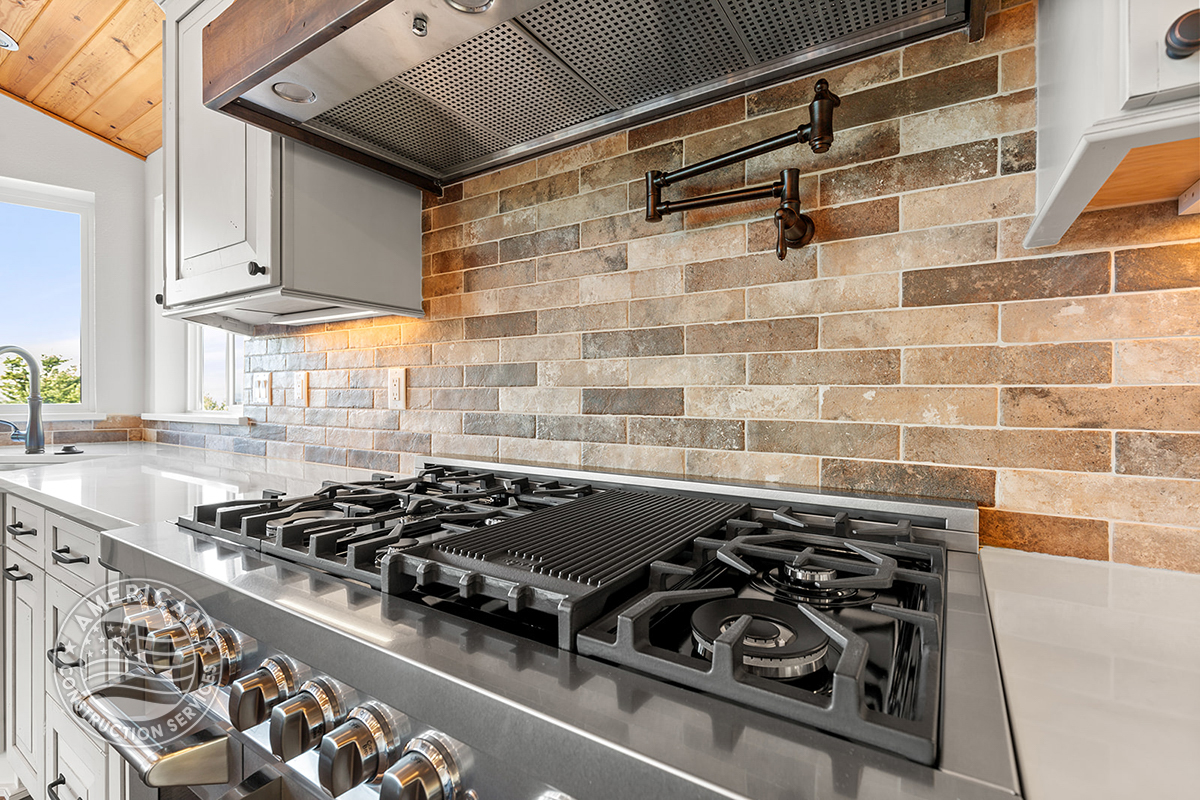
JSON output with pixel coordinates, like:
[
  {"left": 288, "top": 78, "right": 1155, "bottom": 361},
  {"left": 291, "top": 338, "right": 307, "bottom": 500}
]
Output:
[
  {"left": 251, "top": 373, "right": 272, "bottom": 405},
  {"left": 294, "top": 371, "right": 309, "bottom": 406},
  {"left": 387, "top": 368, "right": 406, "bottom": 410}
]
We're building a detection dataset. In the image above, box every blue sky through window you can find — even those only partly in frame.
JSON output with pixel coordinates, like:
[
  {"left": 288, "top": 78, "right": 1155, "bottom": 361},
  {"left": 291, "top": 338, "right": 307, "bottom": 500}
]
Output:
[{"left": 0, "top": 200, "right": 82, "bottom": 370}]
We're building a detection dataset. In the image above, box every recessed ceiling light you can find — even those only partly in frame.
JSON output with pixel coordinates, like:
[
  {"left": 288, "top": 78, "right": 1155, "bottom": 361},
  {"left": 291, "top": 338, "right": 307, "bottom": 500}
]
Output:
[
  {"left": 271, "top": 81, "right": 317, "bottom": 104},
  {"left": 444, "top": 0, "right": 495, "bottom": 13},
  {"left": 0, "top": 27, "right": 19, "bottom": 52}
]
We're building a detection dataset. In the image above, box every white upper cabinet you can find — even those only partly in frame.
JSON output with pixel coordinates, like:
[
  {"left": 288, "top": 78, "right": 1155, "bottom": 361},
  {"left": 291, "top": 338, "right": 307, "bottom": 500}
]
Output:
[
  {"left": 160, "top": 0, "right": 425, "bottom": 334},
  {"left": 1121, "top": 0, "right": 1200, "bottom": 109}
]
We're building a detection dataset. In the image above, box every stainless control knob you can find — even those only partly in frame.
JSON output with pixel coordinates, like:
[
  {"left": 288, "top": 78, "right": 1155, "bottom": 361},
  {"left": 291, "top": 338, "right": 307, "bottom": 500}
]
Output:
[
  {"left": 121, "top": 593, "right": 184, "bottom": 658},
  {"left": 142, "top": 610, "right": 209, "bottom": 672},
  {"left": 380, "top": 732, "right": 465, "bottom": 800},
  {"left": 170, "top": 628, "right": 254, "bottom": 693},
  {"left": 269, "top": 678, "right": 357, "bottom": 761},
  {"left": 227, "top": 656, "right": 306, "bottom": 731},
  {"left": 318, "top": 702, "right": 410, "bottom": 796}
]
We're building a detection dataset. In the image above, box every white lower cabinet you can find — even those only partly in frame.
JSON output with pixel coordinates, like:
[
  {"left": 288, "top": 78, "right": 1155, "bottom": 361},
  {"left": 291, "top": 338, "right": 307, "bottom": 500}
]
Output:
[
  {"left": 3, "top": 549, "right": 44, "bottom": 794},
  {"left": 45, "top": 699, "right": 115, "bottom": 800}
]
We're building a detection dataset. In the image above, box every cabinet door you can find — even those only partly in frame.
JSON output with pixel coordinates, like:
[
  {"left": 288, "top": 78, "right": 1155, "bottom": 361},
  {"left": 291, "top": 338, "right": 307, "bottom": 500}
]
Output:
[
  {"left": 45, "top": 512, "right": 103, "bottom": 597},
  {"left": 164, "top": 0, "right": 279, "bottom": 307},
  {"left": 44, "top": 700, "right": 108, "bottom": 800},
  {"left": 4, "top": 556, "right": 44, "bottom": 794},
  {"left": 6, "top": 493, "right": 47, "bottom": 566},
  {"left": 1123, "top": 0, "right": 1200, "bottom": 108}
]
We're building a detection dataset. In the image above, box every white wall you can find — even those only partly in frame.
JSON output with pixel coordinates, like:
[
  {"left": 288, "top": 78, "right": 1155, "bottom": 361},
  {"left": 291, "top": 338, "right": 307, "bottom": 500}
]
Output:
[{"left": 0, "top": 94, "right": 147, "bottom": 416}]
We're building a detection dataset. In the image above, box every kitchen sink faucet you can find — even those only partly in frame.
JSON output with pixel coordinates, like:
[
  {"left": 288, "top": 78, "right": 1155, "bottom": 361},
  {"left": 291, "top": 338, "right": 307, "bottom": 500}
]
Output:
[{"left": 0, "top": 345, "right": 45, "bottom": 454}]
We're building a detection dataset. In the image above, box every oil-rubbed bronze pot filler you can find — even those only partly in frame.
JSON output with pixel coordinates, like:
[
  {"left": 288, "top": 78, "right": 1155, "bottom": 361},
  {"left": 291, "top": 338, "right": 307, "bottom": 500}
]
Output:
[{"left": 644, "top": 80, "right": 840, "bottom": 260}]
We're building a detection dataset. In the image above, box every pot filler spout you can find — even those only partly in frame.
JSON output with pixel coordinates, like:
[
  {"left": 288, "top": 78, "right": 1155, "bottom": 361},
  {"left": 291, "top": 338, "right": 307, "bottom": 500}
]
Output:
[{"left": 644, "top": 80, "right": 840, "bottom": 260}]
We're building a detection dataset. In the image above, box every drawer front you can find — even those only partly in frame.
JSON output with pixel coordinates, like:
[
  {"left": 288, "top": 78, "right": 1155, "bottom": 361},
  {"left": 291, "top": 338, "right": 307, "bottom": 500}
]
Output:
[
  {"left": 46, "top": 511, "right": 103, "bottom": 596},
  {"left": 5, "top": 494, "right": 47, "bottom": 565},
  {"left": 45, "top": 698, "right": 108, "bottom": 800}
]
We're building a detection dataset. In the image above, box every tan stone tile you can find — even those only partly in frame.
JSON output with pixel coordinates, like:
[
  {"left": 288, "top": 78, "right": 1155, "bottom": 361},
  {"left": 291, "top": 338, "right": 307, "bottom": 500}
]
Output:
[
  {"left": 498, "top": 333, "right": 580, "bottom": 362},
  {"left": 463, "top": 261, "right": 536, "bottom": 293},
  {"left": 629, "top": 289, "right": 745, "bottom": 327},
  {"left": 499, "top": 225, "right": 580, "bottom": 262},
  {"left": 835, "top": 58, "right": 999, "bottom": 130},
  {"left": 465, "top": 363, "right": 538, "bottom": 387},
  {"left": 431, "top": 340, "right": 498, "bottom": 365},
  {"left": 583, "top": 443, "right": 686, "bottom": 476},
  {"left": 749, "top": 198, "right": 900, "bottom": 250},
  {"left": 537, "top": 186, "right": 628, "bottom": 230},
  {"left": 747, "top": 51, "right": 901, "bottom": 117},
  {"left": 430, "top": 242, "right": 498, "bottom": 274},
  {"left": 304, "top": 330, "right": 347, "bottom": 352},
  {"left": 900, "top": 89, "right": 1035, "bottom": 155},
  {"left": 541, "top": 360, "right": 628, "bottom": 387},
  {"left": 458, "top": 292, "right": 500, "bottom": 317},
  {"left": 747, "top": 273, "right": 899, "bottom": 318},
  {"left": 538, "top": 302, "right": 628, "bottom": 334},
  {"left": 422, "top": 272, "right": 462, "bottom": 299},
  {"left": 581, "top": 387, "right": 681, "bottom": 416},
  {"left": 400, "top": 319, "right": 463, "bottom": 345},
  {"left": 580, "top": 209, "right": 684, "bottom": 248},
  {"left": 1115, "top": 338, "right": 1200, "bottom": 385},
  {"left": 823, "top": 386, "right": 996, "bottom": 425},
  {"left": 749, "top": 350, "right": 901, "bottom": 385},
  {"left": 746, "top": 121, "right": 899, "bottom": 185},
  {"left": 686, "top": 250, "right": 816, "bottom": 292},
  {"left": 996, "top": 469, "right": 1200, "bottom": 527},
  {"left": 628, "top": 355, "right": 746, "bottom": 386},
  {"left": 822, "top": 459, "right": 996, "bottom": 505},
  {"left": 630, "top": 266, "right": 684, "bottom": 298},
  {"left": 629, "top": 417, "right": 744, "bottom": 450},
  {"left": 581, "top": 142, "right": 682, "bottom": 193},
  {"left": 422, "top": 225, "right": 463, "bottom": 254},
  {"left": 95, "top": 414, "right": 142, "bottom": 430},
  {"left": 394, "top": 410, "right": 462, "bottom": 434},
  {"left": 821, "top": 305, "right": 998, "bottom": 349},
  {"left": 1112, "top": 522, "right": 1200, "bottom": 574},
  {"left": 326, "top": 427, "right": 373, "bottom": 450},
  {"left": 685, "top": 386, "right": 819, "bottom": 420},
  {"left": 685, "top": 450, "right": 820, "bottom": 486},
  {"left": 1117, "top": 432, "right": 1200, "bottom": 479},
  {"left": 685, "top": 318, "right": 817, "bottom": 354},
  {"left": 537, "top": 244, "right": 627, "bottom": 282},
  {"left": 903, "top": 252, "right": 1110, "bottom": 306},
  {"left": 494, "top": 279, "right": 580, "bottom": 313},
  {"left": 999, "top": 203, "right": 1200, "bottom": 258},
  {"left": 348, "top": 325, "right": 400, "bottom": 350},
  {"left": 537, "top": 132, "right": 626, "bottom": 177},
  {"left": 498, "top": 387, "right": 581, "bottom": 414},
  {"left": 463, "top": 412, "right": 535, "bottom": 438},
  {"left": 1000, "top": 47, "right": 1036, "bottom": 92},
  {"left": 427, "top": 194, "right": 498, "bottom": 231},
  {"left": 583, "top": 328, "right": 682, "bottom": 359},
  {"left": 818, "top": 223, "right": 997, "bottom": 277},
  {"left": 463, "top": 161, "right": 538, "bottom": 198},
  {"left": 906, "top": 426, "right": 1111, "bottom": 471},
  {"left": 628, "top": 97, "right": 745, "bottom": 150},
  {"left": 748, "top": 420, "right": 898, "bottom": 459},
  {"left": 979, "top": 509, "right": 1108, "bottom": 560},
  {"left": 499, "top": 438, "right": 581, "bottom": 466},
  {"left": 903, "top": 343, "right": 1113, "bottom": 385},
  {"left": 901, "top": 174, "right": 1035, "bottom": 230},
  {"left": 580, "top": 272, "right": 632, "bottom": 304},
  {"left": 432, "top": 433, "right": 499, "bottom": 460},
  {"left": 463, "top": 208, "right": 538, "bottom": 246},
  {"left": 537, "top": 414, "right": 626, "bottom": 443},
  {"left": 1001, "top": 290, "right": 1200, "bottom": 343},
  {"left": 628, "top": 226, "right": 745, "bottom": 269},
  {"left": 463, "top": 312, "right": 537, "bottom": 340},
  {"left": 1115, "top": 242, "right": 1200, "bottom": 292},
  {"left": 902, "top": 3, "right": 1035, "bottom": 76},
  {"left": 1002, "top": 386, "right": 1200, "bottom": 431},
  {"left": 821, "top": 140, "right": 998, "bottom": 206}
]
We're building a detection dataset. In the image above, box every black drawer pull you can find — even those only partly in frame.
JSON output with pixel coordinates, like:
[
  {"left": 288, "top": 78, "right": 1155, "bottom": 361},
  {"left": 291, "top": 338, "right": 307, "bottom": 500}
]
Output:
[
  {"left": 52, "top": 546, "right": 90, "bottom": 566},
  {"left": 5, "top": 522, "right": 36, "bottom": 537},
  {"left": 2, "top": 565, "right": 32, "bottom": 582},
  {"left": 47, "top": 643, "right": 85, "bottom": 670},
  {"left": 47, "top": 774, "right": 81, "bottom": 800}
]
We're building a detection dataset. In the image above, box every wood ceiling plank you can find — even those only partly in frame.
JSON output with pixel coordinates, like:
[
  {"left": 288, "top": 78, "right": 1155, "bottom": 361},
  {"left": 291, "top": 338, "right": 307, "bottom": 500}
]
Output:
[
  {"left": 0, "top": 0, "right": 53, "bottom": 69},
  {"left": 112, "top": 97, "right": 160, "bottom": 155},
  {"left": 1086, "top": 138, "right": 1200, "bottom": 211},
  {"left": 0, "top": 0, "right": 121, "bottom": 99},
  {"left": 34, "top": 0, "right": 164, "bottom": 121},
  {"left": 75, "top": 39, "right": 159, "bottom": 136}
]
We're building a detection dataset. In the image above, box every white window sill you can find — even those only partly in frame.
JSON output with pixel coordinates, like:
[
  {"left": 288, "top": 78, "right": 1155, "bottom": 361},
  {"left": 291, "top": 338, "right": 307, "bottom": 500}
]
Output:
[{"left": 142, "top": 412, "right": 250, "bottom": 426}]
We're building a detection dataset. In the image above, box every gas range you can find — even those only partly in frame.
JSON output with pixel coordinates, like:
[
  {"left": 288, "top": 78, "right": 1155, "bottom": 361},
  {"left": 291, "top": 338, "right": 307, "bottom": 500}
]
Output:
[{"left": 85, "top": 459, "right": 1021, "bottom": 800}]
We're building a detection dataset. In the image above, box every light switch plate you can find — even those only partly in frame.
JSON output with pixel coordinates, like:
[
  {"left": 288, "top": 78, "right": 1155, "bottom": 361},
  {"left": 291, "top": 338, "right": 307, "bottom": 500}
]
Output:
[
  {"left": 294, "top": 371, "right": 309, "bottom": 406},
  {"left": 387, "top": 368, "right": 406, "bottom": 410},
  {"left": 251, "top": 373, "right": 272, "bottom": 405}
]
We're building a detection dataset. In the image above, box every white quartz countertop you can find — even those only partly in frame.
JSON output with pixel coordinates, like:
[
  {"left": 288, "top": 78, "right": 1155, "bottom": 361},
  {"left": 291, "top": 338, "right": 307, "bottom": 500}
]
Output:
[{"left": 980, "top": 547, "right": 1200, "bottom": 799}]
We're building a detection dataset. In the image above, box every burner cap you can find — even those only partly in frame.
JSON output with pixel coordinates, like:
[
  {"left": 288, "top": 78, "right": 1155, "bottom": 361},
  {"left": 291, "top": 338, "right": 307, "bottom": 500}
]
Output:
[
  {"left": 691, "top": 599, "right": 828, "bottom": 679},
  {"left": 784, "top": 563, "right": 838, "bottom": 584}
]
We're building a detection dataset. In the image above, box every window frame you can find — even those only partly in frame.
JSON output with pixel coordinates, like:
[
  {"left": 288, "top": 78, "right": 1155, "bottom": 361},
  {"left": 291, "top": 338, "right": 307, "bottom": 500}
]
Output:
[
  {"left": 0, "top": 176, "right": 96, "bottom": 418},
  {"left": 185, "top": 324, "right": 245, "bottom": 413}
]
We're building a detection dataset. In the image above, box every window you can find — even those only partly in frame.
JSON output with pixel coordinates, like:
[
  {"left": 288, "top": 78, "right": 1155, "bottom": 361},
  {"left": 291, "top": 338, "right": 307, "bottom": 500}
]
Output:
[
  {"left": 0, "top": 177, "right": 94, "bottom": 414},
  {"left": 186, "top": 325, "right": 245, "bottom": 412}
]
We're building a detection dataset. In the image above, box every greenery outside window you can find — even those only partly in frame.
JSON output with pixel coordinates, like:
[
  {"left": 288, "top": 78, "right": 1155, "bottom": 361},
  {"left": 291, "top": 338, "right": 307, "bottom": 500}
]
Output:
[{"left": 187, "top": 324, "right": 244, "bottom": 412}]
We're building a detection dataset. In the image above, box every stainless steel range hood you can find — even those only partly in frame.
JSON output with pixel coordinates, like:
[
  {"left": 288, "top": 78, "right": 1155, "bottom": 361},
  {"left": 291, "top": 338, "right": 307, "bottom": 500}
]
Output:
[{"left": 204, "top": 0, "right": 973, "bottom": 194}]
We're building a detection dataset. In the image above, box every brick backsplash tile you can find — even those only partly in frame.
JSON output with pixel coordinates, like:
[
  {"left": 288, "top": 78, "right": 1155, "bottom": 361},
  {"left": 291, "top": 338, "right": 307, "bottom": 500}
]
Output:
[
  {"left": 1000, "top": 47, "right": 1036, "bottom": 92},
  {"left": 902, "top": 173, "right": 1035, "bottom": 230},
  {"left": 900, "top": 90, "right": 1034, "bottom": 155},
  {"left": 462, "top": 261, "right": 536, "bottom": 293},
  {"left": 629, "top": 417, "right": 744, "bottom": 450},
  {"left": 463, "top": 161, "right": 537, "bottom": 198},
  {"left": 629, "top": 266, "right": 683, "bottom": 298},
  {"left": 980, "top": 509, "right": 1108, "bottom": 560},
  {"left": 465, "top": 363, "right": 538, "bottom": 386},
  {"left": 1000, "top": 131, "right": 1036, "bottom": 174},
  {"left": 837, "top": 58, "right": 999, "bottom": 131},
  {"left": 432, "top": 340, "right": 498, "bottom": 365},
  {"left": 903, "top": 342, "right": 1112, "bottom": 385},
  {"left": 906, "top": 426, "right": 1111, "bottom": 472},
  {"left": 348, "top": 449, "right": 399, "bottom": 472},
  {"left": 685, "top": 318, "right": 818, "bottom": 354},
  {"left": 749, "top": 198, "right": 899, "bottom": 250},
  {"left": 463, "top": 312, "right": 537, "bottom": 340},
  {"left": 581, "top": 209, "right": 684, "bottom": 248},
  {"left": 499, "top": 387, "right": 580, "bottom": 414},
  {"left": 583, "top": 388, "right": 683, "bottom": 416},
  {"left": 821, "top": 305, "right": 998, "bottom": 349},
  {"left": 424, "top": 184, "right": 462, "bottom": 209},
  {"left": 537, "top": 186, "right": 630, "bottom": 231},
  {"left": 1116, "top": 432, "right": 1200, "bottom": 479},
  {"left": 582, "top": 442, "right": 686, "bottom": 475},
  {"left": 430, "top": 243, "right": 498, "bottom": 274},
  {"left": 305, "top": 445, "right": 346, "bottom": 466},
  {"left": 538, "top": 302, "right": 628, "bottom": 334},
  {"left": 749, "top": 349, "right": 901, "bottom": 385},
  {"left": 433, "top": 433, "right": 498, "bottom": 459},
  {"left": 498, "top": 333, "right": 580, "bottom": 362},
  {"left": 400, "top": 318, "right": 462, "bottom": 345},
  {"left": 819, "top": 223, "right": 997, "bottom": 277},
  {"left": 823, "top": 459, "right": 997, "bottom": 505},
  {"left": 537, "top": 244, "right": 627, "bottom": 282},
  {"left": 629, "top": 290, "right": 744, "bottom": 328},
  {"left": 820, "top": 139, "right": 997, "bottom": 206},
  {"left": 1114, "top": 338, "right": 1200, "bottom": 385},
  {"left": 583, "top": 328, "right": 683, "bottom": 359},
  {"left": 537, "top": 414, "right": 627, "bottom": 443},
  {"left": 1113, "top": 523, "right": 1200, "bottom": 573},
  {"left": 406, "top": 366, "right": 463, "bottom": 388},
  {"left": 628, "top": 354, "right": 745, "bottom": 386},
  {"left": 463, "top": 208, "right": 537, "bottom": 246},
  {"left": 685, "top": 386, "right": 819, "bottom": 420},
  {"left": 539, "top": 360, "right": 627, "bottom": 387},
  {"left": 686, "top": 450, "right": 821, "bottom": 486},
  {"left": 749, "top": 420, "right": 898, "bottom": 459},
  {"left": 427, "top": 193, "right": 498, "bottom": 230},
  {"left": 394, "top": 410, "right": 461, "bottom": 434},
  {"left": 581, "top": 142, "right": 682, "bottom": 193},
  {"left": 747, "top": 50, "right": 900, "bottom": 117},
  {"left": 500, "top": 225, "right": 580, "bottom": 262},
  {"left": 686, "top": 250, "right": 816, "bottom": 292},
  {"left": 423, "top": 272, "right": 462, "bottom": 298},
  {"left": 1001, "top": 290, "right": 1200, "bottom": 343},
  {"left": 823, "top": 386, "right": 997, "bottom": 426},
  {"left": 747, "top": 121, "right": 900, "bottom": 184},
  {"left": 1114, "top": 242, "right": 1200, "bottom": 292},
  {"left": 375, "top": 345, "right": 431, "bottom": 367},
  {"left": 903, "top": 3, "right": 1035, "bottom": 76},
  {"left": 499, "top": 437, "right": 581, "bottom": 465},
  {"left": 902, "top": 252, "right": 1111, "bottom": 306},
  {"left": 747, "top": 272, "right": 899, "bottom": 318},
  {"left": 373, "top": 430, "right": 431, "bottom": 454},
  {"left": 499, "top": 171, "right": 579, "bottom": 213},
  {"left": 628, "top": 226, "right": 745, "bottom": 269},
  {"left": 1002, "top": 386, "right": 1200, "bottom": 431},
  {"left": 463, "top": 412, "right": 536, "bottom": 438},
  {"left": 997, "top": 470, "right": 1200, "bottom": 528},
  {"left": 537, "top": 133, "right": 626, "bottom": 177},
  {"left": 999, "top": 202, "right": 1200, "bottom": 258},
  {"left": 422, "top": 225, "right": 462, "bottom": 254},
  {"left": 629, "top": 97, "right": 744, "bottom": 151}
]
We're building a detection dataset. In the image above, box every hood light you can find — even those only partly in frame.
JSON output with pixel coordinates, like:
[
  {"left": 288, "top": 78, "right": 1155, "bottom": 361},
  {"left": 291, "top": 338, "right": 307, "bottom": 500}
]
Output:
[
  {"left": 271, "top": 81, "right": 317, "bottom": 104},
  {"left": 0, "top": 27, "right": 18, "bottom": 52},
  {"left": 445, "top": 0, "right": 495, "bottom": 13}
]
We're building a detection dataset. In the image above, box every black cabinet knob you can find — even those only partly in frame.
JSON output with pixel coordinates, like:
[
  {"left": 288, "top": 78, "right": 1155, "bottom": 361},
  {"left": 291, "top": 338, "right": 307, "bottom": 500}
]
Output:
[
  {"left": 1166, "top": 10, "right": 1199, "bottom": 59},
  {"left": 248, "top": 261, "right": 267, "bottom": 276},
  {"left": 154, "top": 293, "right": 164, "bottom": 305}
]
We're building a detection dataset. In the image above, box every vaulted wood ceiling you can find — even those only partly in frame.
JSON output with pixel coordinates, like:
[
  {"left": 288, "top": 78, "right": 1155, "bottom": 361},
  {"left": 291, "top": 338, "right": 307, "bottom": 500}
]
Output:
[{"left": 0, "top": 0, "right": 164, "bottom": 158}]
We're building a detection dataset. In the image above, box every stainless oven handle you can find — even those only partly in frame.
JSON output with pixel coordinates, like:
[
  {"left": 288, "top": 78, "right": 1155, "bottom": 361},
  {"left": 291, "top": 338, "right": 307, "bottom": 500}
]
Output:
[{"left": 71, "top": 670, "right": 232, "bottom": 787}]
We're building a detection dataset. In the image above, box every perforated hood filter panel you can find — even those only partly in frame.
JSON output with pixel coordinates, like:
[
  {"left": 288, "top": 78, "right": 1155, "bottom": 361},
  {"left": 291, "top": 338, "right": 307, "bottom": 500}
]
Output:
[{"left": 304, "top": 0, "right": 962, "bottom": 184}]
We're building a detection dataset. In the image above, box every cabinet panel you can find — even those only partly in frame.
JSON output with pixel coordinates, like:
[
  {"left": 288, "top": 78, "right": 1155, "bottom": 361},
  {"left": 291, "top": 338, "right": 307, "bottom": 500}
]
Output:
[
  {"left": 45, "top": 700, "right": 107, "bottom": 800},
  {"left": 45, "top": 512, "right": 103, "bottom": 597},
  {"left": 6, "top": 493, "right": 46, "bottom": 566},
  {"left": 1123, "top": 0, "right": 1200, "bottom": 108},
  {"left": 4, "top": 555, "right": 45, "bottom": 793}
]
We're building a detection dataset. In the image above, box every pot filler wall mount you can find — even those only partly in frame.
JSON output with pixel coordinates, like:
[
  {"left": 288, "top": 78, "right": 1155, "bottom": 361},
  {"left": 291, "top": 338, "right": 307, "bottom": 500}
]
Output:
[{"left": 644, "top": 79, "right": 840, "bottom": 260}]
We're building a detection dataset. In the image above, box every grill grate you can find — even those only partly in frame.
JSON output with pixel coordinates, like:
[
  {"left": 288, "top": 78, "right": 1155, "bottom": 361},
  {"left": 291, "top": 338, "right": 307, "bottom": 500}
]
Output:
[
  {"left": 519, "top": 0, "right": 752, "bottom": 108},
  {"left": 398, "top": 22, "right": 613, "bottom": 145},
  {"left": 436, "top": 490, "right": 746, "bottom": 587},
  {"left": 309, "top": 80, "right": 508, "bottom": 172},
  {"left": 723, "top": 0, "right": 944, "bottom": 63}
]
